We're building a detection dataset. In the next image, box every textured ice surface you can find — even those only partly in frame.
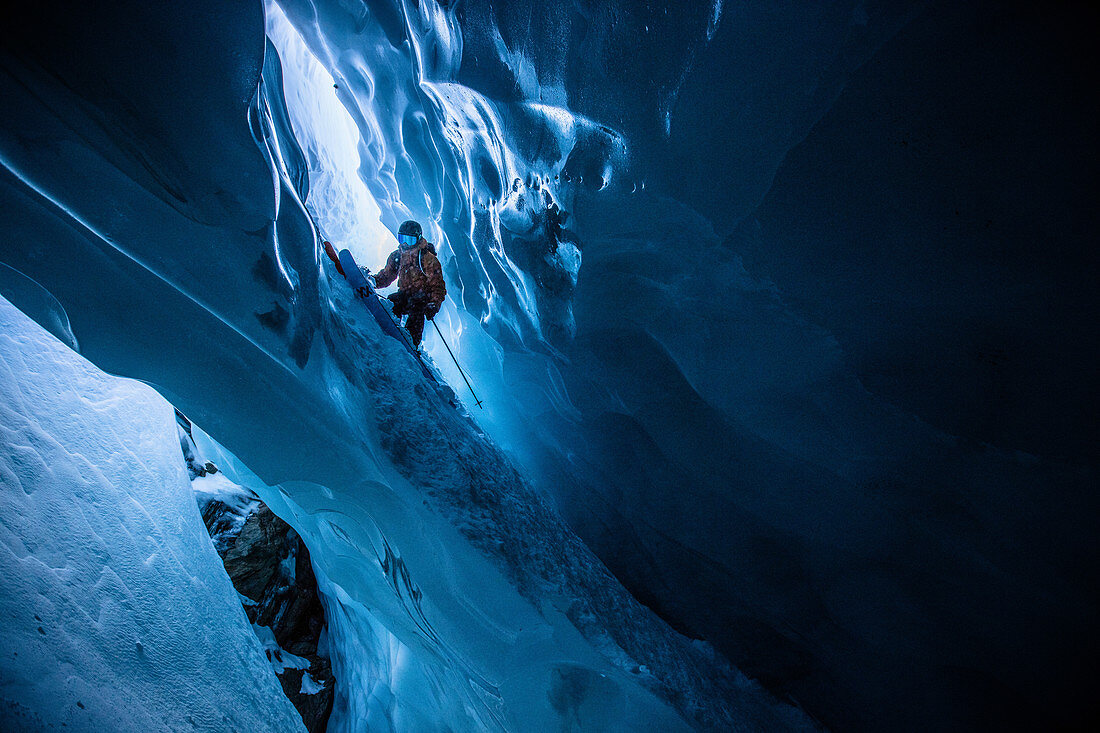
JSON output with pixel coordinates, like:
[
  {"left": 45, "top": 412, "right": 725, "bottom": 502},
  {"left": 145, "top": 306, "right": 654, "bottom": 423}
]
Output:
[
  {"left": 5, "top": 0, "right": 1090, "bottom": 730},
  {"left": 267, "top": 3, "right": 1097, "bottom": 730},
  {"left": 0, "top": 296, "right": 305, "bottom": 732},
  {"left": 0, "top": 6, "right": 805, "bottom": 728}
]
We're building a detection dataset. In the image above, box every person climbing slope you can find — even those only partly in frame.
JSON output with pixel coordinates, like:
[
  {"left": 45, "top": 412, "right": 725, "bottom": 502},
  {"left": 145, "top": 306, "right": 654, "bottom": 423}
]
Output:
[{"left": 368, "top": 220, "right": 447, "bottom": 349}]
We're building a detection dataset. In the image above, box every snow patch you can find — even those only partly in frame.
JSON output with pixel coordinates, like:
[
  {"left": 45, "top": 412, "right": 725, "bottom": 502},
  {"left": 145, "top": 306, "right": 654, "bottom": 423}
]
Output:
[
  {"left": 300, "top": 672, "right": 326, "bottom": 695},
  {"left": 252, "top": 623, "right": 311, "bottom": 674}
]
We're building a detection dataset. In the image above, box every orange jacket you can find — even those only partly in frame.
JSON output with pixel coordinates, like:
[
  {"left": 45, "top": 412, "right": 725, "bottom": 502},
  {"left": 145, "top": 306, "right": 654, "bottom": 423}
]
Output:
[{"left": 373, "top": 239, "right": 447, "bottom": 306}]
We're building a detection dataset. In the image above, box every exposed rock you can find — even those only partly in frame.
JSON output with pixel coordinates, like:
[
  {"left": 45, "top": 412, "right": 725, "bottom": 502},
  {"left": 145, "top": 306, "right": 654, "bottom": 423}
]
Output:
[
  {"left": 203, "top": 498, "right": 335, "bottom": 733},
  {"left": 177, "top": 412, "right": 335, "bottom": 732}
]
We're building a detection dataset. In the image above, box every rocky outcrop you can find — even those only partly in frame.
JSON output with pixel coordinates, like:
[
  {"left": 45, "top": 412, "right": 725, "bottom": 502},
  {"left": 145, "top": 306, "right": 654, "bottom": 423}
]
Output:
[
  {"left": 206, "top": 501, "right": 334, "bottom": 733},
  {"left": 178, "top": 412, "right": 335, "bottom": 732}
]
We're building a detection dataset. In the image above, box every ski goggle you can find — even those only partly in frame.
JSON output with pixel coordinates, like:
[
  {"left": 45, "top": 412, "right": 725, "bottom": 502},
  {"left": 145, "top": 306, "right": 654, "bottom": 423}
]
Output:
[{"left": 398, "top": 233, "right": 418, "bottom": 246}]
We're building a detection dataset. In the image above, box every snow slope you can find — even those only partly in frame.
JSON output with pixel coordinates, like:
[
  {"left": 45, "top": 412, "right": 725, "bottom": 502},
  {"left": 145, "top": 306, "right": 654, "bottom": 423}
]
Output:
[{"left": 0, "top": 295, "right": 305, "bottom": 732}]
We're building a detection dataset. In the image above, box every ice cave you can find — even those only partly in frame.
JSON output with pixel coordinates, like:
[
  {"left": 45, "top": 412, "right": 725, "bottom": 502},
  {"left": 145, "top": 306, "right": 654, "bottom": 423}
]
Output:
[{"left": 1, "top": 1, "right": 1095, "bottom": 731}]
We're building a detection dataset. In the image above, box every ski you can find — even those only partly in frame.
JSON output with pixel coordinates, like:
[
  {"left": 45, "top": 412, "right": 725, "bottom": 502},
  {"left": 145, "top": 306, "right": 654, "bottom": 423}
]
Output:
[{"left": 323, "top": 241, "right": 438, "bottom": 382}]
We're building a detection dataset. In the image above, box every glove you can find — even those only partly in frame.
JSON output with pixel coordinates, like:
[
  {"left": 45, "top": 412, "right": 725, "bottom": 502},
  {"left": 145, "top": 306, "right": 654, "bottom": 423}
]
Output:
[
  {"left": 425, "top": 302, "right": 440, "bottom": 320},
  {"left": 388, "top": 292, "right": 407, "bottom": 316}
]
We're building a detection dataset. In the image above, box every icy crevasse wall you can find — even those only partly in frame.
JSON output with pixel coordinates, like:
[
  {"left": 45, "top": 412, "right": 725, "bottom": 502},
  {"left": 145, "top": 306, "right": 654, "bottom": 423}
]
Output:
[
  {"left": 266, "top": 0, "right": 916, "bottom": 727},
  {"left": 265, "top": 0, "right": 605, "bottom": 465},
  {"left": 3, "top": 0, "right": 1093, "bottom": 731},
  {"left": 0, "top": 296, "right": 306, "bottom": 733},
  {"left": 0, "top": 1, "right": 811, "bottom": 731},
  {"left": 271, "top": 1, "right": 1098, "bottom": 731}
]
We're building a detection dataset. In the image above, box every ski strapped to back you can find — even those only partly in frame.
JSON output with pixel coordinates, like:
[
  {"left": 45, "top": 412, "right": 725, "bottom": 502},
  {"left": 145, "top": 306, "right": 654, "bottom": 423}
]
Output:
[
  {"left": 337, "top": 246, "right": 436, "bottom": 380},
  {"left": 322, "top": 237, "right": 483, "bottom": 408}
]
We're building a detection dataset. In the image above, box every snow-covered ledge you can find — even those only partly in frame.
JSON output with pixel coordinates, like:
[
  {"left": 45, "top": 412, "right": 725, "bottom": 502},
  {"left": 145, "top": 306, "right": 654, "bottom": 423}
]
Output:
[{"left": 0, "top": 295, "right": 305, "bottom": 732}]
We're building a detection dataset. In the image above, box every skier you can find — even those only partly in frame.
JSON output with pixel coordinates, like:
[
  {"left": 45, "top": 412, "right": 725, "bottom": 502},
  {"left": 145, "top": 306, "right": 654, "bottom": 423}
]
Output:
[{"left": 368, "top": 220, "right": 447, "bottom": 349}]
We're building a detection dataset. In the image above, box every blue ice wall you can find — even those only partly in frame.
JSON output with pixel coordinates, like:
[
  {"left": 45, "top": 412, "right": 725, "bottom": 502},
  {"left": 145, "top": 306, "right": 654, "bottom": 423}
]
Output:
[
  {"left": 0, "top": 1, "right": 812, "bottom": 730},
  {"left": 1, "top": 0, "right": 1096, "bottom": 731}
]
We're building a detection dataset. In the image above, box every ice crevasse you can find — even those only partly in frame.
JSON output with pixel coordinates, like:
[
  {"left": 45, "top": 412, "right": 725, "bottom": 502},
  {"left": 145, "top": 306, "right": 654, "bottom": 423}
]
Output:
[{"left": 0, "top": 0, "right": 813, "bottom": 731}]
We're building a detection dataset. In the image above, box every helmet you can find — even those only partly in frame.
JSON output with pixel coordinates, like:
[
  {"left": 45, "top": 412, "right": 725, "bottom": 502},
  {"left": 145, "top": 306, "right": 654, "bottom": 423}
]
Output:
[{"left": 398, "top": 220, "right": 422, "bottom": 240}]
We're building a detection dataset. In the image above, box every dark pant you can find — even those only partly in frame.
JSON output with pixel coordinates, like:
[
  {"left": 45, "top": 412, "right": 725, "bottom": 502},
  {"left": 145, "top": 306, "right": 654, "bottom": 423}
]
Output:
[{"left": 389, "top": 290, "right": 429, "bottom": 347}]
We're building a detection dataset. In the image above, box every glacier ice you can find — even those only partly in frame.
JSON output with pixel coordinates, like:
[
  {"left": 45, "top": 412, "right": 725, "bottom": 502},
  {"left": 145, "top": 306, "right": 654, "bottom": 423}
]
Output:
[
  {"left": 253, "top": 3, "right": 1100, "bottom": 730},
  {"left": 3, "top": 0, "right": 1094, "bottom": 730},
  {"left": 0, "top": 3, "right": 810, "bottom": 727},
  {"left": 0, "top": 296, "right": 305, "bottom": 732}
]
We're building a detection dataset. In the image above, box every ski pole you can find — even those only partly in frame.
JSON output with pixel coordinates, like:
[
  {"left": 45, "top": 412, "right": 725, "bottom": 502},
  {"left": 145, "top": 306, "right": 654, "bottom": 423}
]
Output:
[{"left": 431, "top": 320, "right": 483, "bottom": 409}]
